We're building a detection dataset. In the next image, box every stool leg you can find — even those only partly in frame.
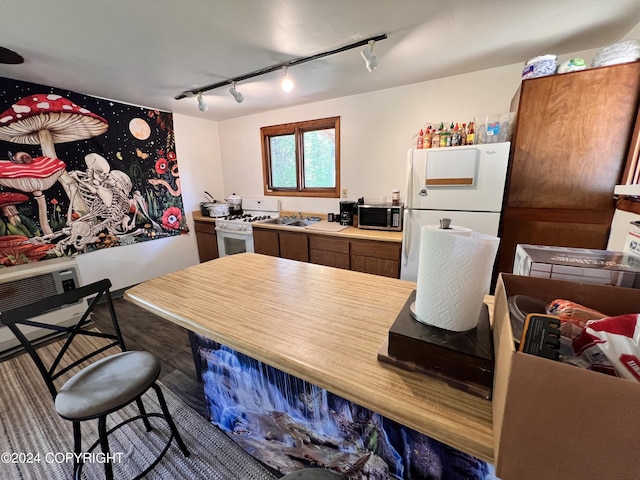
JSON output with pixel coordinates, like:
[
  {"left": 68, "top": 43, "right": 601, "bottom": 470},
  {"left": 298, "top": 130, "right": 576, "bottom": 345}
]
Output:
[
  {"left": 72, "top": 421, "right": 82, "bottom": 480},
  {"left": 135, "top": 398, "right": 153, "bottom": 432},
  {"left": 151, "top": 383, "right": 190, "bottom": 457},
  {"left": 98, "top": 416, "right": 114, "bottom": 480}
]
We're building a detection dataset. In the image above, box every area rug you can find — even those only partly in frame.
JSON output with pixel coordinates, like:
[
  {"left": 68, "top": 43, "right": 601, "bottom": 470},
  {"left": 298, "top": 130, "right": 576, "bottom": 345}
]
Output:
[{"left": 0, "top": 334, "right": 278, "bottom": 480}]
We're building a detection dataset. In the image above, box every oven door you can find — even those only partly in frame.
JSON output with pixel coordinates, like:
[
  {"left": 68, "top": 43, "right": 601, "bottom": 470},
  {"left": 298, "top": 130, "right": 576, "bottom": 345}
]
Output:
[{"left": 216, "top": 227, "right": 254, "bottom": 257}]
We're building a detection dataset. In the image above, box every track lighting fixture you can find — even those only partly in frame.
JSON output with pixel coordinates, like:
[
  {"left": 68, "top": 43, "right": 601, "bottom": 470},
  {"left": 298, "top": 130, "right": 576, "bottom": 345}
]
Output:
[
  {"left": 175, "top": 33, "right": 387, "bottom": 110},
  {"left": 229, "top": 82, "right": 244, "bottom": 103},
  {"left": 280, "top": 66, "right": 294, "bottom": 92},
  {"left": 360, "top": 40, "right": 378, "bottom": 72},
  {"left": 197, "top": 93, "right": 208, "bottom": 112}
]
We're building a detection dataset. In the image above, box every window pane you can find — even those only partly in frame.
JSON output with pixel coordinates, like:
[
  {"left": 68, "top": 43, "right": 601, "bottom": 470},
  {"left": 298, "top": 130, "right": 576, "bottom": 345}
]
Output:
[
  {"left": 270, "top": 135, "right": 296, "bottom": 188},
  {"left": 303, "top": 128, "right": 335, "bottom": 188}
]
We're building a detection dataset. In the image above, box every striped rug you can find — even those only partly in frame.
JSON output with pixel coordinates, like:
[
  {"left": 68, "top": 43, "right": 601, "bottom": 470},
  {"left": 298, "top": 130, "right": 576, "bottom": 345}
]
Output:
[{"left": 0, "top": 334, "right": 278, "bottom": 480}]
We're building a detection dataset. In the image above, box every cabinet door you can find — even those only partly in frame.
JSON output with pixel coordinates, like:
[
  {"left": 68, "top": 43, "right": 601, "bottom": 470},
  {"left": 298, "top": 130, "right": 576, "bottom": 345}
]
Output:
[
  {"left": 497, "top": 62, "right": 640, "bottom": 274},
  {"left": 279, "top": 231, "right": 309, "bottom": 262},
  {"left": 194, "top": 221, "right": 219, "bottom": 263},
  {"left": 253, "top": 228, "right": 280, "bottom": 256},
  {"left": 351, "top": 256, "right": 399, "bottom": 278},
  {"left": 309, "top": 236, "right": 350, "bottom": 269},
  {"left": 507, "top": 62, "right": 640, "bottom": 210},
  {"left": 497, "top": 208, "right": 613, "bottom": 274}
]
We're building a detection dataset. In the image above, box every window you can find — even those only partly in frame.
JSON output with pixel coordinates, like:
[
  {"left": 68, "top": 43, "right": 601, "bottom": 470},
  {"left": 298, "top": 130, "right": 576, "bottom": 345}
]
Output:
[{"left": 261, "top": 116, "right": 340, "bottom": 197}]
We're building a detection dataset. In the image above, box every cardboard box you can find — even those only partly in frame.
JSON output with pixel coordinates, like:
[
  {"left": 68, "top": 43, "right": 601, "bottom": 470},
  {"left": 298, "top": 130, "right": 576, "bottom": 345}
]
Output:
[
  {"left": 493, "top": 274, "right": 640, "bottom": 480},
  {"left": 623, "top": 229, "right": 640, "bottom": 257},
  {"left": 513, "top": 244, "right": 640, "bottom": 288}
]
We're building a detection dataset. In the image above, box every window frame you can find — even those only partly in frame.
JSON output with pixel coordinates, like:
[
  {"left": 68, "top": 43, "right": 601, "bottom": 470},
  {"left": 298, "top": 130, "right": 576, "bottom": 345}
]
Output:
[{"left": 260, "top": 116, "right": 340, "bottom": 198}]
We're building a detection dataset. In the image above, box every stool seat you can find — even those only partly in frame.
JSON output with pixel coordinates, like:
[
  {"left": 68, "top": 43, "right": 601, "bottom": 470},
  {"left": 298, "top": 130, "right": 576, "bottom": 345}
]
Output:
[
  {"left": 281, "top": 468, "right": 344, "bottom": 479},
  {"left": 56, "top": 351, "right": 160, "bottom": 420}
]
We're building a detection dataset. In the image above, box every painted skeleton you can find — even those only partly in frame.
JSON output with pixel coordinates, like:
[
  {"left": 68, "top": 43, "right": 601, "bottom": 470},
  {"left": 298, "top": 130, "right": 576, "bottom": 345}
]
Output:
[{"left": 59, "top": 153, "right": 135, "bottom": 251}]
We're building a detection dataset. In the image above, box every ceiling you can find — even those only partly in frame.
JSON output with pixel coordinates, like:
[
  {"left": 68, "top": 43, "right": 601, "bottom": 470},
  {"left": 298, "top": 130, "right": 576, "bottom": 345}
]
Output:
[{"left": 1, "top": 0, "right": 639, "bottom": 122}]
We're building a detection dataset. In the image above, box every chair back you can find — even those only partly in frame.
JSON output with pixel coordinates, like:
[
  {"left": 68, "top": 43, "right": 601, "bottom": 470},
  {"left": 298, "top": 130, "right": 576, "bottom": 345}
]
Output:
[{"left": 0, "top": 278, "right": 126, "bottom": 399}]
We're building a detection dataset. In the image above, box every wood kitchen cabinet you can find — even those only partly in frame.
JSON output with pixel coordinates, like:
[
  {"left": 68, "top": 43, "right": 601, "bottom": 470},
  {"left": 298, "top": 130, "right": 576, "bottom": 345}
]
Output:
[
  {"left": 253, "top": 228, "right": 280, "bottom": 256},
  {"left": 194, "top": 220, "right": 219, "bottom": 262},
  {"left": 253, "top": 225, "right": 402, "bottom": 278},
  {"left": 279, "top": 231, "right": 309, "bottom": 262},
  {"left": 309, "top": 236, "right": 350, "bottom": 269},
  {"left": 497, "top": 61, "right": 640, "bottom": 274},
  {"left": 350, "top": 239, "right": 401, "bottom": 278}
]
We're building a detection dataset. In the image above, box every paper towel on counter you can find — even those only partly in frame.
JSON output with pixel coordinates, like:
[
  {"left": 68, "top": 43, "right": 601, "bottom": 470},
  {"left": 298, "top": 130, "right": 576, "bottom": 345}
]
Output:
[{"left": 413, "top": 225, "right": 500, "bottom": 331}]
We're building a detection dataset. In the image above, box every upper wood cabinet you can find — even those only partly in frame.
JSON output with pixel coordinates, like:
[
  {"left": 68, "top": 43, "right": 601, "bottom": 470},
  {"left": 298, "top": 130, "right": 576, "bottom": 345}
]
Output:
[{"left": 497, "top": 62, "right": 640, "bottom": 274}]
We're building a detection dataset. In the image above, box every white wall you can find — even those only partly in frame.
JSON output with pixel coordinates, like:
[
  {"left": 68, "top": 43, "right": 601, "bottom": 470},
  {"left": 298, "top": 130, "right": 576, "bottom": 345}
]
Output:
[
  {"left": 77, "top": 113, "right": 223, "bottom": 290},
  {"left": 217, "top": 62, "right": 523, "bottom": 213}
]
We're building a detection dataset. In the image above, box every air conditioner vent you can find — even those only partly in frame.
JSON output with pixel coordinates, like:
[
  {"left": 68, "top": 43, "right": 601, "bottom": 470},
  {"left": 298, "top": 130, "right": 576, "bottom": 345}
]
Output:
[{"left": 0, "top": 273, "right": 58, "bottom": 311}]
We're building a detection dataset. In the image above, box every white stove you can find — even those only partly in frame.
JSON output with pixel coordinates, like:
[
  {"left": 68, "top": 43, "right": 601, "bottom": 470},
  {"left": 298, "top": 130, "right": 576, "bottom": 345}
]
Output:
[{"left": 215, "top": 198, "right": 280, "bottom": 257}]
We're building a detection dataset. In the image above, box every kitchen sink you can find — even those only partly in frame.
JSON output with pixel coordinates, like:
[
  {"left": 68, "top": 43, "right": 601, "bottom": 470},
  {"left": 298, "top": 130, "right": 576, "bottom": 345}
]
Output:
[
  {"left": 259, "top": 217, "right": 320, "bottom": 227},
  {"left": 260, "top": 218, "right": 290, "bottom": 225}
]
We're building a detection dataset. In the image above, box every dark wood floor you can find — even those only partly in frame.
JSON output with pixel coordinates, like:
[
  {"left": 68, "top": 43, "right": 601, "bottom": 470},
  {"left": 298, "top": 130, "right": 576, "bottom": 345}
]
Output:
[{"left": 92, "top": 294, "right": 208, "bottom": 418}]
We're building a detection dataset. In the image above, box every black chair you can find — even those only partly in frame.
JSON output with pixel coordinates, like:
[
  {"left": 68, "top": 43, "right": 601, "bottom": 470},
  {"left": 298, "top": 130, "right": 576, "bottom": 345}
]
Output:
[{"left": 0, "top": 278, "right": 190, "bottom": 479}]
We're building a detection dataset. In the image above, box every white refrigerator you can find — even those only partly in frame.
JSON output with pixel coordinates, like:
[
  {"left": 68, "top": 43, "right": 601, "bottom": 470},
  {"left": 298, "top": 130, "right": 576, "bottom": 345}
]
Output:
[{"left": 401, "top": 142, "right": 511, "bottom": 281}]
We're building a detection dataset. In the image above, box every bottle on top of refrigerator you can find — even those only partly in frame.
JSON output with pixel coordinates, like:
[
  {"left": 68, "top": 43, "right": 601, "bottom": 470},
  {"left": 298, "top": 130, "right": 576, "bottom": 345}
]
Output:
[
  {"left": 431, "top": 126, "right": 441, "bottom": 148},
  {"left": 451, "top": 122, "right": 462, "bottom": 146},
  {"left": 439, "top": 122, "right": 450, "bottom": 148},
  {"left": 423, "top": 126, "right": 432, "bottom": 149},
  {"left": 460, "top": 123, "right": 468, "bottom": 146},
  {"left": 466, "top": 122, "right": 475, "bottom": 145},
  {"left": 417, "top": 129, "right": 424, "bottom": 149}
]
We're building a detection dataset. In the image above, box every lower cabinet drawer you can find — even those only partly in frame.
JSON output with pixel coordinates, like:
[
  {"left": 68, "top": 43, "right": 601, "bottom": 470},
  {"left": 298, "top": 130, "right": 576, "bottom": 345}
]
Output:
[
  {"left": 309, "top": 249, "right": 350, "bottom": 269},
  {"left": 351, "top": 255, "right": 400, "bottom": 278},
  {"left": 309, "top": 236, "right": 350, "bottom": 254},
  {"left": 351, "top": 239, "right": 401, "bottom": 260}
]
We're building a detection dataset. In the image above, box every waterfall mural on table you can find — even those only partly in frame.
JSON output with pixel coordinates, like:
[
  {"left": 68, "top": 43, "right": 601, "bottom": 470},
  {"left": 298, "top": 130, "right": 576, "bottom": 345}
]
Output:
[
  {"left": 0, "top": 77, "right": 188, "bottom": 268},
  {"left": 195, "top": 334, "right": 499, "bottom": 480}
]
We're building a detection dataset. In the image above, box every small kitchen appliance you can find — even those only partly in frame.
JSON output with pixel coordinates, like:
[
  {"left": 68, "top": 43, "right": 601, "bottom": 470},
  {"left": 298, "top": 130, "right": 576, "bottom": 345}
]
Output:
[
  {"left": 358, "top": 203, "right": 403, "bottom": 231},
  {"left": 215, "top": 198, "right": 280, "bottom": 257},
  {"left": 339, "top": 201, "right": 357, "bottom": 226}
]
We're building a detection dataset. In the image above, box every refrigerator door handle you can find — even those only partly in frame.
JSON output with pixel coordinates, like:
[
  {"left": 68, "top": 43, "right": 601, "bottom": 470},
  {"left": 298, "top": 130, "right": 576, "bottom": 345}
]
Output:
[
  {"left": 405, "top": 149, "right": 414, "bottom": 207},
  {"left": 402, "top": 208, "right": 412, "bottom": 266}
]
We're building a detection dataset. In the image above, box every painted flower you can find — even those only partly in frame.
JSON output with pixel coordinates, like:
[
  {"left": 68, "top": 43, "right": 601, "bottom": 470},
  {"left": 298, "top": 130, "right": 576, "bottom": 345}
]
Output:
[
  {"left": 162, "top": 207, "right": 182, "bottom": 230},
  {"left": 167, "top": 151, "right": 177, "bottom": 161},
  {"left": 155, "top": 158, "right": 168, "bottom": 174}
]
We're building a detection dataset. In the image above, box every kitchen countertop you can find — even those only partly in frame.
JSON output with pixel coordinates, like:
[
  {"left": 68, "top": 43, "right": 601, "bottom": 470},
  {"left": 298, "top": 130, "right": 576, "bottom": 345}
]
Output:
[
  {"left": 124, "top": 253, "right": 494, "bottom": 463},
  {"left": 193, "top": 211, "right": 403, "bottom": 242}
]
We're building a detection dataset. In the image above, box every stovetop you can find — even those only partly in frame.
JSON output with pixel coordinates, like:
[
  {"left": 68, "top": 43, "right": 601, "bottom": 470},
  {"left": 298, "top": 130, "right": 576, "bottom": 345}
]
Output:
[{"left": 224, "top": 213, "right": 274, "bottom": 223}]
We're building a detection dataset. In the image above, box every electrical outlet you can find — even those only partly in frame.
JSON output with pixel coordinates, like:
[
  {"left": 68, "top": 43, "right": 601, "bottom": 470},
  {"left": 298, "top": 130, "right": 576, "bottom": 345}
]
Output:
[{"left": 341, "top": 188, "right": 347, "bottom": 198}]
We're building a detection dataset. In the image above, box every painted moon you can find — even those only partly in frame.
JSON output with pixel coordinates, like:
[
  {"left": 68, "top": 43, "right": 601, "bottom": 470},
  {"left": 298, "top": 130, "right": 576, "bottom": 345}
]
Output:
[{"left": 129, "top": 118, "right": 151, "bottom": 140}]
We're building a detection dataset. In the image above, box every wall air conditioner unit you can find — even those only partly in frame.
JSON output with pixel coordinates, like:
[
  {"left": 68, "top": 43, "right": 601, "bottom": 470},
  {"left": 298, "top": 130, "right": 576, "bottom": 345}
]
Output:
[{"left": 0, "top": 257, "right": 86, "bottom": 356}]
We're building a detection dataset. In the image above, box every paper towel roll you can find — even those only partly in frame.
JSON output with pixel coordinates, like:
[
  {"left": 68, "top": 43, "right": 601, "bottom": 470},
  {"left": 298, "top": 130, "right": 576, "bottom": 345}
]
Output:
[{"left": 412, "top": 225, "right": 500, "bottom": 331}]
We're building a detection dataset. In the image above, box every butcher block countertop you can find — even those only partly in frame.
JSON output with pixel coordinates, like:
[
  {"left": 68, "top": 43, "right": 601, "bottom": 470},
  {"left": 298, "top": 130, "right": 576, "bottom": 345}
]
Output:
[
  {"left": 193, "top": 211, "right": 403, "bottom": 242},
  {"left": 124, "top": 253, "right": 494, "bottom": 463}
]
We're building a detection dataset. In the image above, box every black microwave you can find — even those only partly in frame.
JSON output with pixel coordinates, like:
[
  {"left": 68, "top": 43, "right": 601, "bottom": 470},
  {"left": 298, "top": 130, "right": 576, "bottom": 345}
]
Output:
[{"left": 357, "top": 204, "right": 403, "bottom": 231}]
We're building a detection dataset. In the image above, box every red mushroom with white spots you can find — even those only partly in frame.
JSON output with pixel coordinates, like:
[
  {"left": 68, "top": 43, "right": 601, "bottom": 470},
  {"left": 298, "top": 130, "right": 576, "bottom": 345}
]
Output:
[
  {"left": 0, "top": 191, "right": 29, "bottom": 233},
  {"left": 0, "top": 93, "right": 109, "bottom": 214},
  {"left": 0, "top": 155, "right": 66, "bottom": 235}
]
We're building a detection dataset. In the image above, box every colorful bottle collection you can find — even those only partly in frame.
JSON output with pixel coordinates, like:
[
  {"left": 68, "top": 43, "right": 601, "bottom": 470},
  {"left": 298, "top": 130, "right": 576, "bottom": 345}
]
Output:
[{"left": 415, "top": 121, "right": 474, "bottom": 149}]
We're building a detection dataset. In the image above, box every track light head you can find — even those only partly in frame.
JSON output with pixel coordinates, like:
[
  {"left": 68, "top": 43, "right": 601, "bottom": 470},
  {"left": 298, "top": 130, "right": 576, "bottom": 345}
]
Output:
[
  {"left": 229, "top": 83, "right": 244, "bottom": 103},
  {"left": 281, "top": 66, "right": 294, "bottom": 92},
  {"left": 360, "top": 40, "right": 378, "bottom": 72},
  {"left": 197, "top": 93, "right": 208, "bottom": 112}
]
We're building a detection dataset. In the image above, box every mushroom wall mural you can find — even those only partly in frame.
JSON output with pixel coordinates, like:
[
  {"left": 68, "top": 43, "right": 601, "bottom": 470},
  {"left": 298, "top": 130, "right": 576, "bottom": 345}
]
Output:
[{"left": 0, "top": 77, "right": 188, "bottom": 267}]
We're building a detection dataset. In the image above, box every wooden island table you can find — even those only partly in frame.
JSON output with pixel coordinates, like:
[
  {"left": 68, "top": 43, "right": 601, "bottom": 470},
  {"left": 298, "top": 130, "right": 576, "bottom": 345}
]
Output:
[{"left": 124, "top": 253, "right": 494, "bottom": 467}]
